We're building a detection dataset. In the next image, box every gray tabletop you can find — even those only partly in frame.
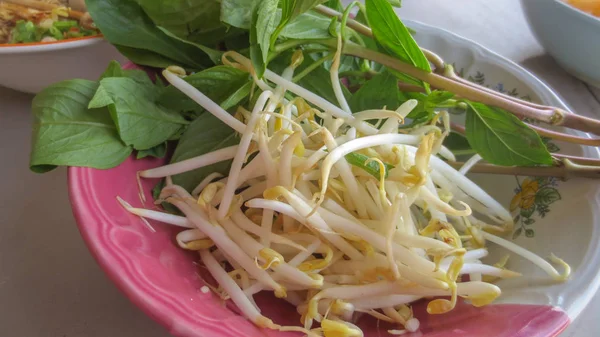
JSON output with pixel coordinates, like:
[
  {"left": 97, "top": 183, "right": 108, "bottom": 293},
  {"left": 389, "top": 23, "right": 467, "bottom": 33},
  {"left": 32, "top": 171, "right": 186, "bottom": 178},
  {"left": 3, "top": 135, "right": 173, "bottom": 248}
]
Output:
[{"left": 1, "top": 1, "right": 599, "bottom": 336}]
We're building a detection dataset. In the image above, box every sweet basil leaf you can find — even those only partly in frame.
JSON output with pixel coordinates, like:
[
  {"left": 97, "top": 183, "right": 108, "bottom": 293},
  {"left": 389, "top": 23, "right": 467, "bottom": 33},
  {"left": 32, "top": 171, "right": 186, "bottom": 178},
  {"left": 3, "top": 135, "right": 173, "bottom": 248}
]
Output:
[
  {"left": 443, "top": 131, "right": 475, "bottom": 156},
  {"left": 157, "top": 27, "right": 224, "bottom": 65},
  {"left": 135, "top": 0, "right": 231, "bottom": 46},
  {"left": 87, "top": 0, "right": 211, "bottom": 69},
  {"left": 365, "top": 0, "right": 429, "bottom": 72},
  {"left": 89, "top": 77, "right": 187, "bottom": 150},
  {"left": 427, "top": 90, "right": 455, "bottom": 104},
  {"left": 137, "top": 142, "right": 168, "bottom": 159},
  {"left": 170, "top": 113, "right": 239, "bottom": 192},
  {"left": 114, "top": 45, "right": 182, "bottom": 69},
  {"left": 30, "top": 80, "right": 132, "bottom": 172},
  {"left": 345, "top": 152, "right": 394, "bottom": 179},
  {"left": 159, "top": 65, "right": 250, "bottom": 116},
  {"left": 296, "top": 57, "right": 351, "bottom": 106},
  {"left": 464, "top": 101, "right": 553, "bottom": 166},
  {"left": 99, "top": 60, "right": 155, "bottom": 88},
  {"left": 349, "top": 71, "right": 400, "bottom": 112},
  {"left": 256, "top": 0, "right": 281, "bottom": 63},
  {"left": 280, "top": 11, "right": 334, "bottom": 40},
  {"left": 221, "top": 81, "right": 254, "bottom": 111},
  {"left": 221, "top": 0, "right": 259, "bottom": 29},
  {"left": 323, "top": 0, "right": 343, "bottom": 11},
  {"left": 281, "top": 0, "right": 328, "bottom": 22},
  {"left": 365, "top": 0, "right": 430, "bottom": 88},
  {"left": 249, "top": 6, "right": 266, "bottom": 78},
  {"left": 403, "top": 90, "right": 454, "bottom": 120}
]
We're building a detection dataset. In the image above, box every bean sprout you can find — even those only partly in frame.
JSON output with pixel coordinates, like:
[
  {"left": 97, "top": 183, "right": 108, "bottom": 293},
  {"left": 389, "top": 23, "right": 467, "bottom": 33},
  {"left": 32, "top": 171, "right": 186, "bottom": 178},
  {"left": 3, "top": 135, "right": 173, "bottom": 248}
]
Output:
[{"left": 123, "top": 58, "right": 571, "bottom": 336}]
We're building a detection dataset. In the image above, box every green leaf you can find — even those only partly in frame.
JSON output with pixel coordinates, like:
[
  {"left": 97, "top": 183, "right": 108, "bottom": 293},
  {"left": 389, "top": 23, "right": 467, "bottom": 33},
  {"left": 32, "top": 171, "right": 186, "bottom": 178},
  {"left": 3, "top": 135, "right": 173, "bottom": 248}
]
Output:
[
  {"left": 464, "top": 101, "right": 553, "bottom": 166},
  {"left": 443, "top": 131, "right": 475, "bottom": 156},
  {"left": 221, "top": 81, "right": 254, "bottom": 110},
  {"left": 280, "top": 11, "right": 334, "bottom": 39},
  {"left": 157, "top": 26, "right": 224, "bottom": 65},
  {"left": 282, "top": 0, "right": 328, "bottom": 22},
  {"left": 323, "top": 0, "right": 343, "bottom": 11},
  {"left": 159, "top": 65, "right": 250, "bottom": 116},
  {"left": 535, "top": 187, "right": 561, "bottom": 206},
  {"left": 401, "top": 90, "right": 454, "bottom": 122},
  {"left": 349, "top": 71, "right": 400, "bottom": 112},
  {"left": 296, "top": 59, "right": 351, "bottom": 106},
  {"left": 89, "top": 77, "right": 187, "bottom": 150},
  {"left": 137, "top": 142, "right": 168, "bottom": 159},
  {"left": 135, "top": 0, "right": 232, "bottom": 46},
  {"left": 345, "top": 152, "right": 394, "bottom": 179},
  {"left": 170, "top": 113, "right": 239, "bottom": 192},
  {"left": 221, "top": 0, "right": 260, "bottom": 29},
  {"left": 30, "top": 80, "right": 132, "bottom": 172},
  {"left": 99, "top": 60, "right": 154, "bottom": 86},
  {"left": 365, "top": 0, "right": 430, "bottom": 87},
  {"left": 114, "top": 45, "right": 182, "bottom": 69},
  {"left": 523, "top": 218, "right": 536, "bottom": 225},
  {"left": 364, "top": 0, "right": 432, "bottom": 75},
  {"left": 86, "top": 0, "right": 211, "bottom": 69},
  {"left": 256, "top": 0, "right": 281, "bottom": 63},
  {"left": 249, "top": 7, "right": 266, "bottom": 78}
]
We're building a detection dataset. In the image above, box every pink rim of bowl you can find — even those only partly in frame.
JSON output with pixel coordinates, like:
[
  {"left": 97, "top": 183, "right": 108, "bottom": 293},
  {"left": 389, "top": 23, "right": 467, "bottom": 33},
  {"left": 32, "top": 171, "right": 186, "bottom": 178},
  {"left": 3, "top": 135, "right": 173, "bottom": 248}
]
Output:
[{"left": 68, "top": 155, "right": 570, "bottom": 337}]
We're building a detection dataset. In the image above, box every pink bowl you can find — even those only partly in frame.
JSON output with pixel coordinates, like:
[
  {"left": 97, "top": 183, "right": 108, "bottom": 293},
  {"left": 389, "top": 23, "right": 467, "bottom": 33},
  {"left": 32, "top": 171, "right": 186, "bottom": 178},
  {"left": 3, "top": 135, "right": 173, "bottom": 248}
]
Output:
[
  {"left": 68, "top": 154, "right": 570, "bottom": 337},
  {"left": 67, "top": 63, "right": 570, "bottom": 337}
]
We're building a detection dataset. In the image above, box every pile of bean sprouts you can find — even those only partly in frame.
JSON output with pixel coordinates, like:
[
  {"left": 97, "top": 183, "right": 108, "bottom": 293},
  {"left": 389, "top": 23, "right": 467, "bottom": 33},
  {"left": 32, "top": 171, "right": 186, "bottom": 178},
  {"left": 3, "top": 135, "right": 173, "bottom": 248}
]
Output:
[{"left": 119, "top": 49, "right": 570, "bottom": 337}]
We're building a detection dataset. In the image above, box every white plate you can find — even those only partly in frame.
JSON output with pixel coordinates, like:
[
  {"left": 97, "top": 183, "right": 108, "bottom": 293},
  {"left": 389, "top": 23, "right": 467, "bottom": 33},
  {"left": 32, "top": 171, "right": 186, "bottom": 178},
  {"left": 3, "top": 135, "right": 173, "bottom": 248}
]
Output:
[{"left": 409, "top": 19, "right": 600, "bottom": 322}]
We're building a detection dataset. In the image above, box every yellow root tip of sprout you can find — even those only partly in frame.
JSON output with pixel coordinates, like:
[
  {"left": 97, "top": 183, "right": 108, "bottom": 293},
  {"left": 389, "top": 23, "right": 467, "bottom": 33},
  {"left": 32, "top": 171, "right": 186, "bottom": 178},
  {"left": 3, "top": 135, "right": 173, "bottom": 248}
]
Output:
[{"left": 321, "top": 319, "right": 362, "bottom": 337}]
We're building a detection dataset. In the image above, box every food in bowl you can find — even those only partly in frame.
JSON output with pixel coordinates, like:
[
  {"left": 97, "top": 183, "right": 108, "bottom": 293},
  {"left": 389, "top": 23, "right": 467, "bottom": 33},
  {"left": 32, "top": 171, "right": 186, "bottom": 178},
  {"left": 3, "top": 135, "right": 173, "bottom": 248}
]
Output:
[
  {"left": 0, "top": 0, "right": 97, "bottom": 44},
  {"left": 29, "top": 0, "right": 600, "bottom": 335},
  {"left": 567, "top": 0, "right": 600, "bottom": 16}
]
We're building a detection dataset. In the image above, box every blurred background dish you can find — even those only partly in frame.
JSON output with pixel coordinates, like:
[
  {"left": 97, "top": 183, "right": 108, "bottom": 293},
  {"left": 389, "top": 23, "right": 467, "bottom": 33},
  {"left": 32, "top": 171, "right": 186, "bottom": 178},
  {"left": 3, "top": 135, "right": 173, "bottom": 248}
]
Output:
[
  {"left": 522, "top": 0, "right": 600, "bottom": 88},
  {"left": 0, "top": 37, "right": 125, "bottom": 93},
  {"left": 0, "top": 0, "right": 124, "bottom": 93}
]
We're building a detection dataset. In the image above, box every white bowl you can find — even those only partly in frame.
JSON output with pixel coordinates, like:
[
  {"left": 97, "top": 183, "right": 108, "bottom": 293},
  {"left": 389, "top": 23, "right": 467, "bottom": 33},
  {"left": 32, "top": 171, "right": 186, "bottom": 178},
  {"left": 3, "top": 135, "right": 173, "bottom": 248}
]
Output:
[
  {"left": 521, "top": 0, "right": 600, "bottom": 88},
  {"left": 0, "top": 37, "right": 126, "bottom": 94}
]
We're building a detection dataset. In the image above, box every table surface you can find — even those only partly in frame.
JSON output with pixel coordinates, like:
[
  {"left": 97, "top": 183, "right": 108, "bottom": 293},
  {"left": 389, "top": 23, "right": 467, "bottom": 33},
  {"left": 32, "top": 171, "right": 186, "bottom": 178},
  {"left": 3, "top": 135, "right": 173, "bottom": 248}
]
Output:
[{"left": 1, "top": 1, "right": 599, "bottom": 336}]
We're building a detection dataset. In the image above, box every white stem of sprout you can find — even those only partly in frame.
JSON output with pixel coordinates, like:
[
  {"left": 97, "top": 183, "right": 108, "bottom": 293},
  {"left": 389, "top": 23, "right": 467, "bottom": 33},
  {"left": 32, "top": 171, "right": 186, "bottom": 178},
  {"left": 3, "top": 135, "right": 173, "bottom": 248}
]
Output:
[
  {"left": 199, "top": 250, "right": 273, "bottom": 327},
  {"left": 218, "top": 91, "right": 272, "bottom": 220},
  {"left": 218, "top": 216, "right": 319, "bottom": 288},
  {"left": 192, "top": 172, "right": 224, "bottom": 197},
  {"left": 117, "top": 197, "right": 192, "bottom": 228},
  {"left": 482, "top": 232, "right": 569, "bottom": 280},
  {"left": 246, "top": 196, "right": 364, "bottom": 260},
  {"left": 406, "top": 146, "right": 513, "bottom": 225},
  {"left": 459, "top": 154, "right": 483, "bottom": 175},
  {"left": 168, "top": 197, "right": 284, "bottom": 295},
  {"left": 176, "top": 229, "right": 207, "bottom": 245},
  {"left": 244, "top": 238, "right": 322, "bottom": 296},
  {"left": 331, "top": 35, "right": 352, "bottom": 114},
  {"left": 350, "top": 295, "right": 421, "bottom": 310},
  {"left": 230, "top": 209, "right": 306, "bottom": 251},
  {"left": 139, "top": 145, "right": 238, "bottom": 179},
  {"left": 318, "top": 134, "right": 422, "bottom": 204},
  {"left": 163, "top": 70, "right": 247, "bottom": 134},
  {"left": 225, "top": 52, "right": 379, "bottom": 135}
]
